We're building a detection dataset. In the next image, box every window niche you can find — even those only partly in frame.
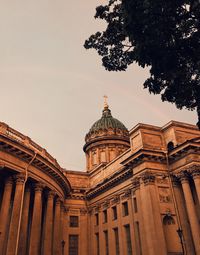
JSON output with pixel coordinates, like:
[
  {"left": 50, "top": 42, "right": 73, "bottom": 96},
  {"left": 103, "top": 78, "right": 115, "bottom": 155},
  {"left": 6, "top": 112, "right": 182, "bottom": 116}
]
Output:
[
  {"left": 69, "top": 216, "right": 79, "bottom": 227},
  {"left": 69, "top": 235, "right": 78, "bottom": 255},
  {"left": 112, "top": 206, "right": 117, "bottom": 220},
  {"left": 92, "top": 150, "right": 97, "bottom": 165},
  {"left": 95, "top": 213, "right": 99, "bottom": 226},
  {"left": 103, "top": 210, "right": 108, "bottom": 223},
  {"left": 122, "top": 201, "right": 129, "bottom": 216}
]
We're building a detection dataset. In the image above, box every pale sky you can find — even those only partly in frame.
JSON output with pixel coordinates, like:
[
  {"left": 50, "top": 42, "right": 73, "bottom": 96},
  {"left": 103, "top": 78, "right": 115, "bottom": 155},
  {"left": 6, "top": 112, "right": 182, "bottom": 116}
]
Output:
[{"left": 0, "top": 1, "right": 197, "bottom": 170}]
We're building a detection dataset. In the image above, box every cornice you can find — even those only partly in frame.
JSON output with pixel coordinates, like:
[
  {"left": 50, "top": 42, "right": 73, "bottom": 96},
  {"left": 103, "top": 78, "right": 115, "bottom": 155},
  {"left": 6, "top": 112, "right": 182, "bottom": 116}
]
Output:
[
  {"left": 67, "top": 194, "right": 86, "bottom": 200},
  {"left": 0, "top": 134, "right": 71, "bottom": 197},
  {"left": 162, "top": 120, "right": 198, "bottom": 131},
  {"left": 172, "top": 163, "right": 200, "bottom": 182},
  {"left": 168, "top": 142, "right": 200, "bottom": 163},
  {"left": 121, "top": 149, "right": 165, "bottom": 168},
  {"left": 67, "top": 188, "right": 87, "bottom": 200},
  {"left": 86, "top": 167, "right": 133, "bottom": 200},
  {"left": 129, "top": 120, "right": 198, "bottom": 135},
  {"left": 88, "top": 187, "right": 133, "bottom": 214}
]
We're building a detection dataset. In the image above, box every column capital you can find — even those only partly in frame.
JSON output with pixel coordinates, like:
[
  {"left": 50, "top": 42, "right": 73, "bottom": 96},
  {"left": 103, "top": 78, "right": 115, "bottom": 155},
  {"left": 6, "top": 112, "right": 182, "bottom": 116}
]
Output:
[
  {"left": 131, "top": 177, "right": 140, "bottom": 190},
  {"left": 34, "top": 182, "right": 45, "bottom": 192},
  {"left": 80, "top": 208, "right": 88, "bottom": 215},
  {"left": 14, "top": 173, "right": 26, "bottom": 184},
  {"left": 190, "top": 169, "right": 200, "bottom": 180},
  {"left": 111, "top": 195, "right": 120, "bottom": 205},
  {"left": 102, "top": 200, "right": 110, "bottom": 209},
  {"left": 177, "top": 171, "right": 189, "bottom": 183},
  {"left": 121, "top": 188, "right": 132, "bottom": 200},
  {"left": 141, "top": 171, "right": 156, "bottom": 185},
  {"left": 5, "top": 176, "right": 13, "bottom": 186},
  {"left": 55, "top": 196, "right": 63, "bottom": 206},
  {"left": 94, "top": 204, "right": 101, "bottom": 213},
  {"left": 47, "top": 190, "right": 56, "bottom": 199},
  {"left": 171, "top": 174, "right": 180, "bottom": 187}
]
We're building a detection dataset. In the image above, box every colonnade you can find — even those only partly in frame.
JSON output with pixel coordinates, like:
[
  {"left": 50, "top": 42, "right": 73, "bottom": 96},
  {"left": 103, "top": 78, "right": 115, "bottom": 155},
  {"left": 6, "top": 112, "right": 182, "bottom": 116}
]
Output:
[{"left": 0, "top": 173, "right": 65, "bottom": 255}]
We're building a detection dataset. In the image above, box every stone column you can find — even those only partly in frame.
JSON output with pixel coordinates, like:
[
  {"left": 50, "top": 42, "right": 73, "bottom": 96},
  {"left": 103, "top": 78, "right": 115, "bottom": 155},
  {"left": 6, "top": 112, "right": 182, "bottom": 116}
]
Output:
[
  {"left": 6, "top": 173, "right": 25, "bottom": 255},
  {"left": 53, "top": 197, "right": 61, "bottom": 255},
  {"left": 0, "top": 177, "right": 13, "bottom": 254},
  {"left": 172, "top": 176, "right": 195, "bottom": 255},
  {"left": 18, "top": 185, "right": 31, "bottom": 255},
  {"left": 179, "top": 173, "right": 200, "bottom": 254},
  {"left": 29, "top": 182, "right": 44, "bottom": 255},
  {"left": 190, "top": 169, "right": 200, "bottom": 205},
  {"left": 43, "top": 190, "right": 55, "bottom": 255}
]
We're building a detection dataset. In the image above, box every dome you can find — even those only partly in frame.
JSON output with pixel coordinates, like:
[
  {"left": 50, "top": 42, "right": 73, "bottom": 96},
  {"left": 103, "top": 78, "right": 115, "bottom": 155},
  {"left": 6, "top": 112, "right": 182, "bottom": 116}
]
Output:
[
  {"left": 89, "top": 107, "right": 128, "bottom": 134},
  {"left": 84, "top": 105, "right": 129, "bottom": 146},
  {"left": 83, "top": 101, "right": 130, "bottom": 170}
]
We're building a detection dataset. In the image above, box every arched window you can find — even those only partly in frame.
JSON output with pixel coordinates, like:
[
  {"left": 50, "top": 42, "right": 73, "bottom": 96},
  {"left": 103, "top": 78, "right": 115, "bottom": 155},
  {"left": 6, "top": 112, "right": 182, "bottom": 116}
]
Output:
[{"left": 167, "top": 142, "right": 174, "bottom": 152}]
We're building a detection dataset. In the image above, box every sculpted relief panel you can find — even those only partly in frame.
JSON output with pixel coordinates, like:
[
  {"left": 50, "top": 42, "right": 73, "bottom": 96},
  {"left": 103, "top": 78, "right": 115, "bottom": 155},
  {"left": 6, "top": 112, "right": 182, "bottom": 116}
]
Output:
[{"left": 158, "top": 187, "right": 172, "bottom": 203}]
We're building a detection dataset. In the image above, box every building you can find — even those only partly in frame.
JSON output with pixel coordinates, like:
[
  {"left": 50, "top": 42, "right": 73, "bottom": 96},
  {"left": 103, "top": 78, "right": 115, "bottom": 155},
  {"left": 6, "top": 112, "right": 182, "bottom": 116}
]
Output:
[{"left": 0, "top": 102, "right": 200, "bottom": 255}]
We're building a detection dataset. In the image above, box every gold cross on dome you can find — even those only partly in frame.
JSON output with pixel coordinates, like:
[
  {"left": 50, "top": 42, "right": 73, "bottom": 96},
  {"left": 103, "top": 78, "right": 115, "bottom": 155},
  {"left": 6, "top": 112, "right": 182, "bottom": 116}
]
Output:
[{"left": 103, "top": 95, "right": 108, "bottom": 108}]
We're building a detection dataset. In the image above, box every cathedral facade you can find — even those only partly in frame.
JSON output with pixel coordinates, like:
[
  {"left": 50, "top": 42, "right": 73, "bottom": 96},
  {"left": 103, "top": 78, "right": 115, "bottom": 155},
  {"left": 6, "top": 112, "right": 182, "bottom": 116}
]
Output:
[{"left": 0, "top": 104, "right": 200, "bottom": 255}]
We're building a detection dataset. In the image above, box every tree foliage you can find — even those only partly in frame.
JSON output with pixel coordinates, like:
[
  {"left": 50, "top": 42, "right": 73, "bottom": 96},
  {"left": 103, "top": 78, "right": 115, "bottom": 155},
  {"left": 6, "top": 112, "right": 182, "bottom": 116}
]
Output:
[{"left": 84, "top": 0, "right": 200, "bottom": 128}]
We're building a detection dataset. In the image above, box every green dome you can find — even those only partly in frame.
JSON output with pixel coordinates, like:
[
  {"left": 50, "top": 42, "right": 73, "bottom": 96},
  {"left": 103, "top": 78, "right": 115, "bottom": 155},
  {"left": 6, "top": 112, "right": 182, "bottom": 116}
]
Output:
[
  {"left": 89, "top": 107, "right": 128, "bottom": 134},
  {"left": 83, "top": 105, "right": 130, "bottom": 152}
]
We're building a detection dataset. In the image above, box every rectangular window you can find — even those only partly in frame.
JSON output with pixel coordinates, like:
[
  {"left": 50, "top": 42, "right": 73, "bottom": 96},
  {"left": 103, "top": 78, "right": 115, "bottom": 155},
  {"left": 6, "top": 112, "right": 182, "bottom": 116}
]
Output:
[
  {"left": 70, "top": 216, "right": 79, "bottom": 227},
  {"left": 69, "top": 235, "right": 78, "bottom": 255},
  {"left": 112, "top": 206, "right": 117, "bottom": 220},
  {"left": 103, "top": 210, "right": 108, "bottom": 223},
  {"left": 124, "top": 225, "right": 132, "bottom": 255},
  {"left": 134, "top": 197, "right": 138, "bottom": 213},
  {"left": 122, "top": 201, "right": 129, "bottom": 216},
  {"left": 95, "top": 213, "right": 99, "bottom": 225},
  {"left": 113, "top": 228, "right": 120, "bottom": 255},
  {"left": 95, "top": 233, "right": 100, "bottom": 255},
  {"left": 104, "top": 230, "right": 109, "bottom": 255}
]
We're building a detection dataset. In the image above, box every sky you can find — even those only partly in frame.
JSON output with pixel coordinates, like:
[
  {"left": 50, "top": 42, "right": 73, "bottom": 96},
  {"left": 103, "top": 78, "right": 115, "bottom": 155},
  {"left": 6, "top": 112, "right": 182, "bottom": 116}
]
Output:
[{"left": 0, "top": 1, "right": 197, "bottom": 171}]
